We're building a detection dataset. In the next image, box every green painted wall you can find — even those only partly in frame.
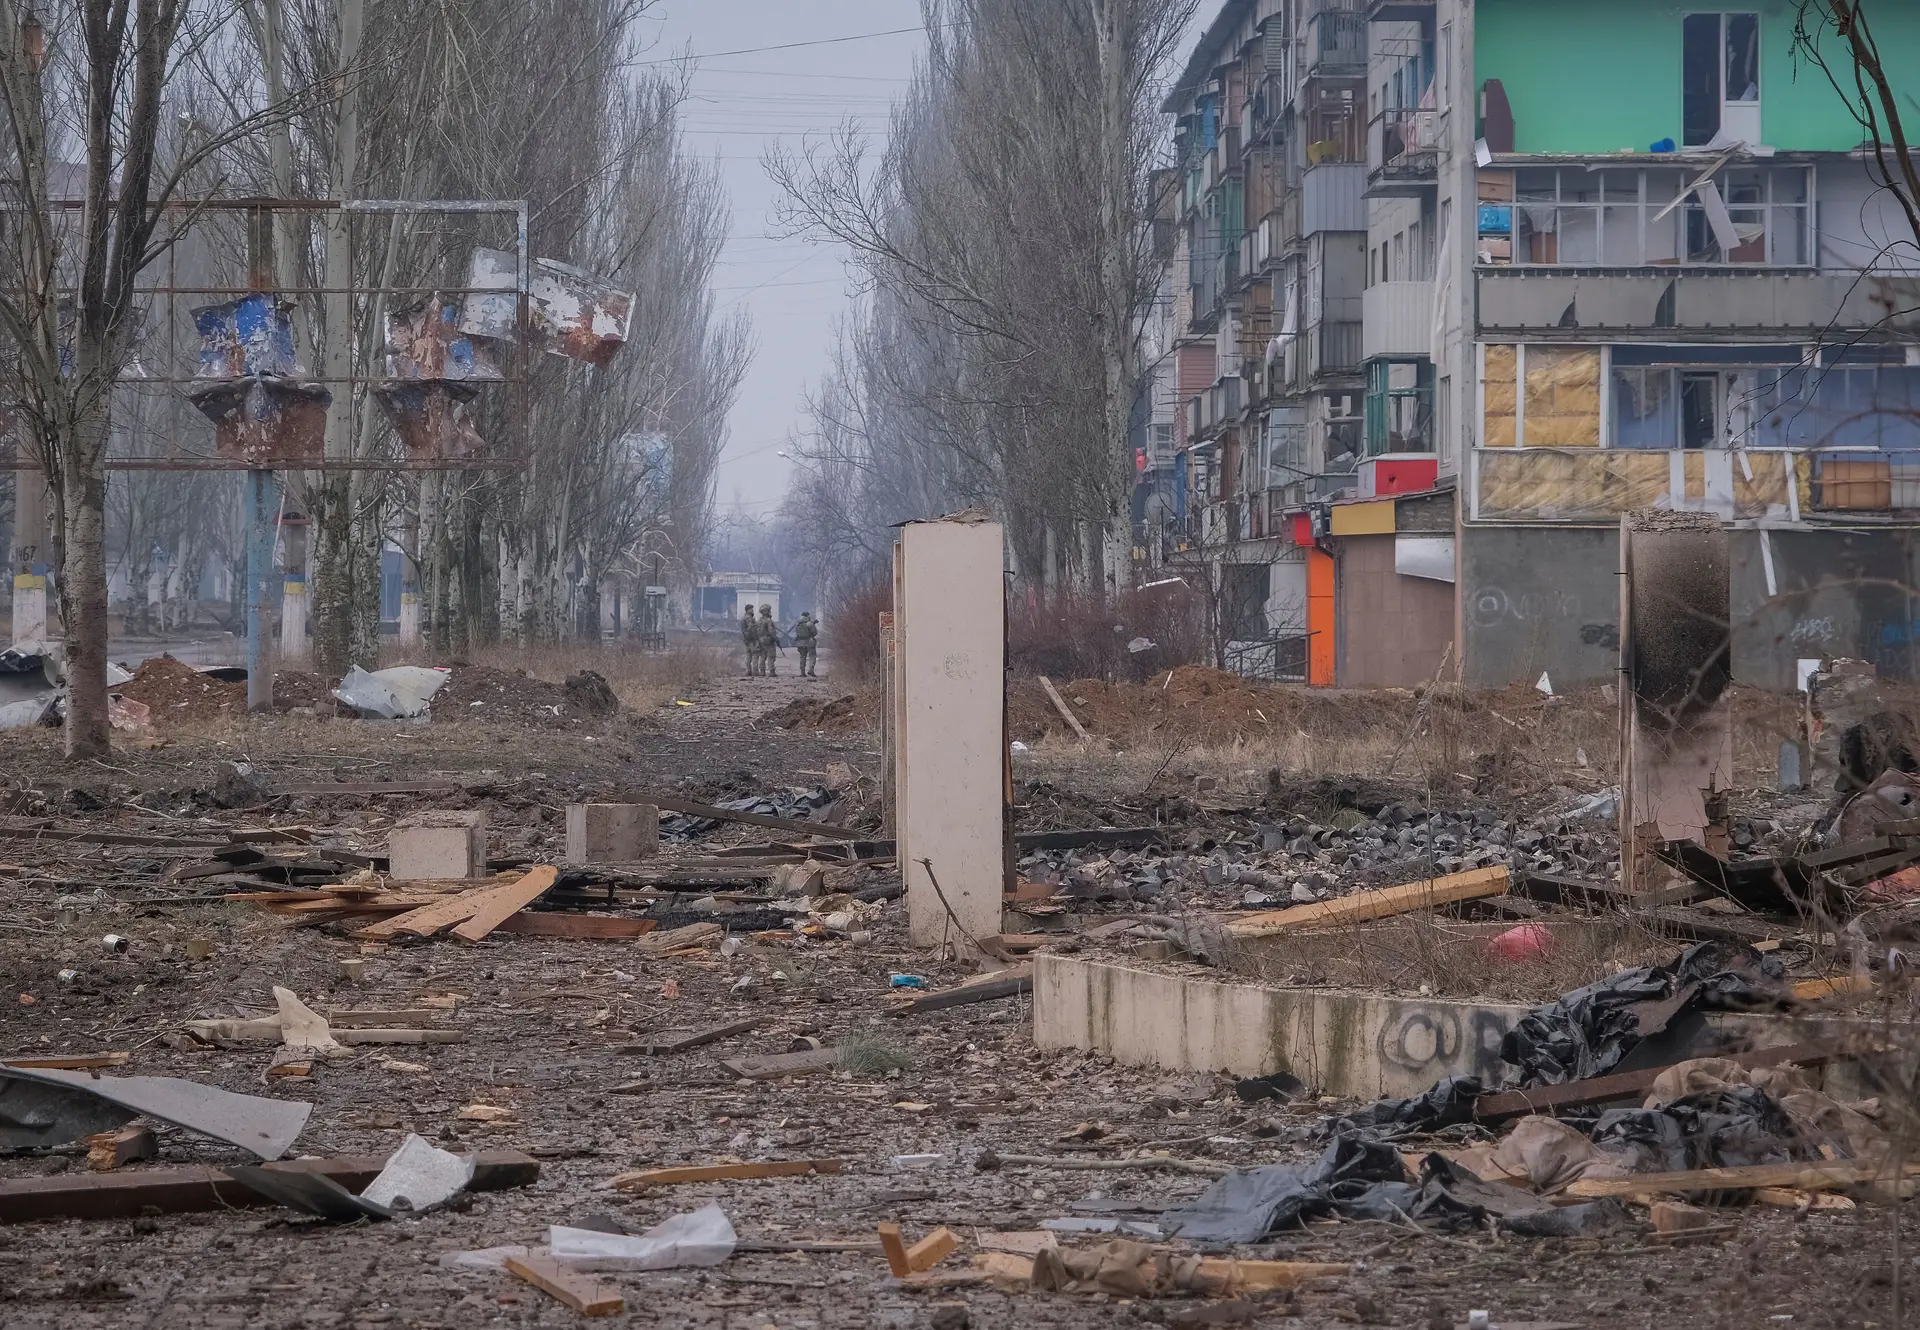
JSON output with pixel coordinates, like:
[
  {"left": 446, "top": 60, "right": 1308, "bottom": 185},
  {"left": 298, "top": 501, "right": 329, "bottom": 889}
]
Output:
[{"left": 1474, "top": 0, "right": 1920, "bottom": 154}]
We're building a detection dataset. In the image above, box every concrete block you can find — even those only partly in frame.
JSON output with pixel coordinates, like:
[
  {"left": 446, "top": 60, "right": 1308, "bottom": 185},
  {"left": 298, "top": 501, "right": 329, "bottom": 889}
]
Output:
[
  {"left": 565, "top": 803, "right": 657, "bottom": 863},
  {"left": 1032, "top": 953, "right": 1527, "bottom": 1100},
  {"left": 389, "top": 810, "right": 487, "bottom": 881}
]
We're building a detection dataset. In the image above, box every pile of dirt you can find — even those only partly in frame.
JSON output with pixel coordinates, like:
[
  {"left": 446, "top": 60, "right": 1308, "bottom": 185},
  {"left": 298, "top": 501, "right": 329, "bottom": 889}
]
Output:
[
  {"left": 1010, "top": 665, "right": 1354, "bottom": 745},
  {"left": 270, "top": 670, "right": 336, "bottom": 711},
  {"left": 111, "top": 655, "right": 244, "bottom": 723},
  {"left": 763, "top": 691, "right": 873, "bottom": 735},
  {"left": 434, "top": 665, "right": 581, "bottom": 727}
]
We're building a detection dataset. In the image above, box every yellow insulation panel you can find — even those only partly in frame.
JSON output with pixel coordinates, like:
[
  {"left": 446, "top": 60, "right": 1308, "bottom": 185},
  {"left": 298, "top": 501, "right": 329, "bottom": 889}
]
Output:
[
  {"left": 1730, "top": 453, "right": 1791, "bottom": 514},
  {"left": 1483, "top": 345, "right": 1517, "bottom": 448},
  {"left": 1477, "top": 449, "right": 1672, "bottom": 520},
  {"left": 1522, "top": 347, "right": 1601, "bottom": 447},
  {"left": 1329, "top": 500, "right": 1396, "bottom": 536}
]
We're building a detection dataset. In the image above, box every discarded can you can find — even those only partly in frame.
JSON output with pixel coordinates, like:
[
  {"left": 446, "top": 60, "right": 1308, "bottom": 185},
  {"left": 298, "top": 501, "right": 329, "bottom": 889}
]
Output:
[
  {"left": 889, "top": 974, "right": 925, "bottom": 989},
  {"left": 56, "top": 969, "right": 78, "bottom": 982},
  {"left": 101, "top": 935, "right": 129, "bottom": 954}
]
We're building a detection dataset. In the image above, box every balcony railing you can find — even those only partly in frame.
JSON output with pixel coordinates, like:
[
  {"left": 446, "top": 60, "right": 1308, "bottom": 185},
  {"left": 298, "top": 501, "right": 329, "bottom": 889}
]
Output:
[
  {"left": 1362, "top": 280, "right": 1434, "bottom": 360},
  {"left": 1367, "top": 108, "right": 1440, "bottom": 196},
  {"left": 1306, "top": 8, "right": 1367, "bottom": 76},
  {"left": 1311, "top": 320, "right": 1365, "bottom": 379}
]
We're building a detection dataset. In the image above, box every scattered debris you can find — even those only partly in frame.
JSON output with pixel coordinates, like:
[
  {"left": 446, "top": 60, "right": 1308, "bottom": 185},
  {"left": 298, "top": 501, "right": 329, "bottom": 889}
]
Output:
[{"left": 550, "top": 1204, "right": 737, "bottom": 1270}]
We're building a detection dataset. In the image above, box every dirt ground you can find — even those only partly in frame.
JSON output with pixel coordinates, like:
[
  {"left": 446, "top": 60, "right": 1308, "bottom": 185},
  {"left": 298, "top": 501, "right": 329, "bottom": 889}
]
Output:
[{"left": 0, "top": 649, "right": 1911, "bottom": 1329}]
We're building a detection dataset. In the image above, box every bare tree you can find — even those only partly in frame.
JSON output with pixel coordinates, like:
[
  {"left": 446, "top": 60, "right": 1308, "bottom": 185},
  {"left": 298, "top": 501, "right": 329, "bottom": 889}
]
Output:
[
  {"left": 769, "top": 0, "right": 1194, "bottom": 602},
  {"left": 1793, "top": 0, "right": 1920, "bottom": 247}
]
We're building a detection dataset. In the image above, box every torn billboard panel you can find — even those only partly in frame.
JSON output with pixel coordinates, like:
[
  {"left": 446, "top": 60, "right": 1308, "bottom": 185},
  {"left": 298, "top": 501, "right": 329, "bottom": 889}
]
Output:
[
  {"left": 191, "top": 294, "right": 300, "bottom": 378},
  {"left": 457, "top": 247, "right": 634, "bottom": 367},
  {"left": 383, "top": 298, "right": 504, "bottom": 384},
  {"left": 371, "top": 380, "right": 485, "bottom": 461}
]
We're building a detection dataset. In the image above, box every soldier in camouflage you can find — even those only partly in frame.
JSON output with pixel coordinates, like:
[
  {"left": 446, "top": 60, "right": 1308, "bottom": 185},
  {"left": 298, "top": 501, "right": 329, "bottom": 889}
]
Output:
[
  {"left": 757, "top": 605, "right": 781, "bottom": 676},
  {"left": 793, "top": 612, "right": 819, "bottom": 678},
  {"left": 740, "top": 603, "right": 760, "bottom": 677}
]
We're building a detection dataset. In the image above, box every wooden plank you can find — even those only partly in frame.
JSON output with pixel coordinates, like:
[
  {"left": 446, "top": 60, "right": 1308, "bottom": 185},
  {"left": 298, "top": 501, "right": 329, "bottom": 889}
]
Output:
[
  {"left": 1036, "top": 676, "right": 1092, "bottom": 742},
  {"left": 1474, "top": 1042, "right": 1832, "bottom": 1123},
  {"left": 627, "top": 1016, "right": 761, "bottom": 1056},
  {"left": 890, "top": 973, "right": 1032, "bottom": 1018},
  {"left": 906, "top": 1227, "right": 961, "bottom": 1272},
  {"left": 324, "top": 1009, "right": 439, "bottom": 1029},
  {"left": 355, "top": 886, "right": 492, "bottom": 940},
  {"left": 0, "top": 824, "right": 229, "bottom": 848},
  {"left": 633, "top": 793, "right": 862, "bottom": 841},
  {"left": 1793, "top": 975, "right": 1875, "bottom": 1001},
  {"left": 1228, "top": 866, "right": 1510, "bottom": 939},
  {"left": 0, "top": 1151, "right": 538, "bottom": 1224},
  {"left": 719, "top": 1046, "right": 841, "bottom": 1079},
  {"left": 503, "top": 1253, "right": 624, "bottom": 1317},
  {"left": 85, "top": 1126, "right": 157, "bottom": 1171},
  {"left": 278, "top": 781, "right": 462, "bottom": 796},
  {"left": 448, "top": 866, "right": 560, "bottom": 943},
  {"left": 610, "top": 1159, "right": 845, "bottom": 1191},
  {"left": 1194, "top": 1259, "right": 1352, "bottom": 1293},
  {"left": 335, "top": 1029, "right": 465, "bottom": 1045},
  {"left": 878, "top": 1222, "right": 912, "bottom": 1278},
  {"left": 2, "top": 1052, "right": 129, "bottom": 1070},
  {"left": 1565, "top": 1160, "right": 1920, "bottom": 1199},
  {"left": 491, "top": 912, "right": 657, "bottom": 940}
]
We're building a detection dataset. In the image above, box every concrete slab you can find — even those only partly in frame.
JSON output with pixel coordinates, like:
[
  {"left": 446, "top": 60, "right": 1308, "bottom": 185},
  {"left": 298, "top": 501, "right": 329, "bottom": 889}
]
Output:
[
  {"left": 389, "top": 810, "right": 487, "bottom": 881},
  {"left": 565, "top": 803, "right": 657, "bottom": 863},
  {"left": 1033, "top": 954, "right": 1528, "bottom": 1100}
]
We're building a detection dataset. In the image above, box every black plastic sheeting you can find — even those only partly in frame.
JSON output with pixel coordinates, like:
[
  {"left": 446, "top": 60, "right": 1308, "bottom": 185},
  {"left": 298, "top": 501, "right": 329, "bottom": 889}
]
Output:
[
  {"left": 1321, "top": 944, "right": 1792, "bottom": 1140},
  {"left": 1160, "top": 1135, "right": 1624, "bottom": 1243},
  {"left": 660, "top": 787, "right": 839, "bottom": 840},
  {"left": 1590, "top": 1086, "right": 1806, "bottom": 1173},
  {"left": 1331, "top": 1075, "right": 1483, "bottom": 1137},
  {"left": 1501, "top": 941, "right": 1789, "bottom": 1086}
]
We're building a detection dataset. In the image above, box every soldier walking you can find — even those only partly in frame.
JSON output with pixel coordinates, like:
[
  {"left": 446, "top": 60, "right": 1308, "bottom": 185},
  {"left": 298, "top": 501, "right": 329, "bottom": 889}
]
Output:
[
  {"left": 758, "top": 605, "right": 781, "bottom": 676},
  {"left": 740, "top": 603, "right": 760, "bottom": 677},
  {"left": 794, "top": 611, "right": 819, "bottom": 678}
]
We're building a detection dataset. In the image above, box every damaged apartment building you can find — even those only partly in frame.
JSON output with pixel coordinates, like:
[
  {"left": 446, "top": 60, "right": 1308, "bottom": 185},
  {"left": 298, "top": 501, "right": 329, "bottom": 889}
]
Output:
[{"left": 1150, "top": 0, "right": 1920, "bottom": 690}]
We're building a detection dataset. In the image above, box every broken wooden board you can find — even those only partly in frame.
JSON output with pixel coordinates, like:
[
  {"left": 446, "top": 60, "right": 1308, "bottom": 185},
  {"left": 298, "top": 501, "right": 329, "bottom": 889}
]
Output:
[
  {"left": 2, "top": 1052, "right": 129, "bottom": 1070},
  {"left": 609, "top": 1158, "right": 845, "bottom": 1191},
  {"left": 717, "top": 1045, "right": 843, "bottom": 1079},
  {"left": 448, "top": 865, "right": 560, "bottom": 943},
  {"left": 85, "top": 1125, "right": 157, "bottom": 1171},
  {"left": 1036, "top": 676, "right": 1092, "bottom": 742},
  {"left": 503, "top": 1253, "right": 624, "bottom": 1316},
  {"left": 971, "top": 1251, "right": 1350, "bottom": 1293},
  {"left": 878, "top": 1221, "right": 912, "bottom": 1277},
  {"left": 278, "top": 781, "right": 462, "bottom": 796},
  {"left": 626, "top": 1016, "right": 761, "bottom": 1056},
  {"left": 889, "top": 972, "right": 1032, "bottom": 1018},
  {"left": 1474, "top": 1042, "right": 1832, "bottom": 1123},
  {"left": 323, "top": 1009, "right": 440, "bottom": 1029},
  {"left": 182, "top": 1018, "right": 461, "bottom": 1046},
  {"left": 1228, "top": 866, "right": 1510, "bottom": 939},
  {"left": 906, "top": 1227, "right": 961, "bottom": 1272},
  {"left": 354, "top": 885, "right": 494, "bottom": 940},
  {"left": 491, "top": 912, "right": 657, "bottom": 940},
  {"left": 1792, "top": 974, "right": 1875, "bottom": 1001},
  {"left": 1565, "top": 1160, "right": 1920, "bottom": 1200},
  {"left": 0, "top": 1151, "right": 537, "bottom": 1224}
]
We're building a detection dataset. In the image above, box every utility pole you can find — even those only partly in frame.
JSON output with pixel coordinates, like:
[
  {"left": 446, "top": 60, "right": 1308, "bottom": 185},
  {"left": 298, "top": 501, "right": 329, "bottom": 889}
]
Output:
[{"left": 245, "top": 205, "right": 277, "bottom": 711}]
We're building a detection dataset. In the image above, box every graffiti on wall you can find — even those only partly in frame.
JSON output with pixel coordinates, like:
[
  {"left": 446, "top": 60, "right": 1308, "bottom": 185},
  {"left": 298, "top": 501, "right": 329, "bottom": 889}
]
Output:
[{"left": 1374, "top": 1003, "right": 1512, "bottom": 1084}]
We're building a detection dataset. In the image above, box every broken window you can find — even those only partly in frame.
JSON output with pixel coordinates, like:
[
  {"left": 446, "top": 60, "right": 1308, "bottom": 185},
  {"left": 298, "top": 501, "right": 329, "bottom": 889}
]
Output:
[
  {"left": 1365, "top": 359, "right": 1434, "bottom": 456},
  {"left": 1495, "top": 165, "right": 1808, "bottom": 266},
  {"left": 1613, "top": 367, "right": 1680, "bottom": 448},
  {"left": 1684, "top": 13, "right": 1761, "bottom": 146}
]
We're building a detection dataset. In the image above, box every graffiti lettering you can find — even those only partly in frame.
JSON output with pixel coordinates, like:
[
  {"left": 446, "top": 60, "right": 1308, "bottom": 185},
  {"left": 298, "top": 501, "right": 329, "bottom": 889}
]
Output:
[
  {"left": 1467, "top": 586, "right": 1583, "bottom": 630},
  {"left": 1789, "top": 617, "right": 1836, "bottom": 644},
  {"left": 1580, "top": 623, "right": 1620, "bottom": 651},
  {"left": 1376, "top": 1006, "right": 1513, "bottom": 1083}
]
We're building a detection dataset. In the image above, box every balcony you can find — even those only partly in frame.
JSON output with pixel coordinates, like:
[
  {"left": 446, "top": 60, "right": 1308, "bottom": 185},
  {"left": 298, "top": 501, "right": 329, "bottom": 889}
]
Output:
[
  {"left": 1368, "top": 0, "right": 1434, "bottom": 20},
  {"left": 1367, "top": 108, "right": 1440, "bottom": 198},
  {"left": 1188, "top": 377, "right": 1246, "bottom": 441},
  {"left": 1301, "top": 163, "right": 1366, "bottom": 235},
  {"left": 1306, "top": 6, "right": 1367, "bottom": 77},
  {"left": 1476, "top": 269, "right": 1909, "bottom": 340},
  {"left": 1310, "top": 321, "right": 1366, "bottom": 381},
  {"left": 1362, "top": 280, "right": 1434, "bottom": 360}
]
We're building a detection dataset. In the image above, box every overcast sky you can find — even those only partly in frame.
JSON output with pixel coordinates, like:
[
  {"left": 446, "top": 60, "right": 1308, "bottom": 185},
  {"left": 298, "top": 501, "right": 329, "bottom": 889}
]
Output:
[{"left": 641, "top": 2, "right": 926, "bottom": 522}]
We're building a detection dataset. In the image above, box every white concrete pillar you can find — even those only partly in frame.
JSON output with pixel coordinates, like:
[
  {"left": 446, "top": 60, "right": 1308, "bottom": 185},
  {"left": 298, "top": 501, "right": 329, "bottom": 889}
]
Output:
[
  {"left": 895, "top": 516, "right": 1008, "bottom": 955},
  {"left": 398, "top": 590, "right": 421, "bottom": 646},
  {"left": 280, "top": 573, "right": 309, "bottom": 662}
]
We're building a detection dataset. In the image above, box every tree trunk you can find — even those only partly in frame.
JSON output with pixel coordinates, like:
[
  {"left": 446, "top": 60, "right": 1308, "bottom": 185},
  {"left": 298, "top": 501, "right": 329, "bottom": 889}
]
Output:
[{"left": 59, "top": 405, "right": 112, "bottom": 758}]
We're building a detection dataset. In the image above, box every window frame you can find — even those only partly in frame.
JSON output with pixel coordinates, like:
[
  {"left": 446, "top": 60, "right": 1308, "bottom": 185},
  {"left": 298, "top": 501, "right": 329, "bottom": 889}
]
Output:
[{"left": 1487, "top": 164, "right": 1813, "bottom": 268}]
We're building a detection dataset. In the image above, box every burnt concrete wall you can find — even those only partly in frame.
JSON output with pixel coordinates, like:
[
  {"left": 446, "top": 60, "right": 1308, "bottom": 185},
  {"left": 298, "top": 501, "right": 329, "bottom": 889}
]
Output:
[
  {"left": 1460, "top": 525, "right": 1620, "bottom": 688},
  {"left": 1333, "top": 533, "right": 1456, "bottom": 688},
  {"left": 1462, "top": 523, "right": 1920, "bottom": 691},
  {"left": 1732, "top": 527, "right": 1920, "bottom": 691}
]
